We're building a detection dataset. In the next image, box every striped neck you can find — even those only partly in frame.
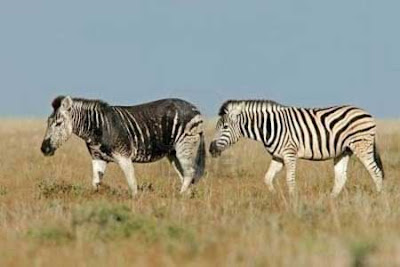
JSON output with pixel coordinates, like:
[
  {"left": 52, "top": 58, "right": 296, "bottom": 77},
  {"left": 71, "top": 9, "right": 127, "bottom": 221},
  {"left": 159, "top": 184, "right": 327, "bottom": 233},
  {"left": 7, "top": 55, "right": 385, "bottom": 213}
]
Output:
[
  {"left": 237, "top": 101, "right": 283, "bottom": 144},
  {"left": 70, "top": 100, "right": 106, "bottom": 141}
]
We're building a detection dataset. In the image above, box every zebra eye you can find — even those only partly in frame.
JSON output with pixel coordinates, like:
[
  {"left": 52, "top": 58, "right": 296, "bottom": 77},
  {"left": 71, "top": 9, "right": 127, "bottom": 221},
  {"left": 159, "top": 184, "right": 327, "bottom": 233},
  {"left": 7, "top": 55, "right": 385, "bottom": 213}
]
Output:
[
  {"left": 223, "top": 124, "right": 229, "bottom": 129},
  {"left": 55, "top": 121, "right": 62, "bottom": 127}
]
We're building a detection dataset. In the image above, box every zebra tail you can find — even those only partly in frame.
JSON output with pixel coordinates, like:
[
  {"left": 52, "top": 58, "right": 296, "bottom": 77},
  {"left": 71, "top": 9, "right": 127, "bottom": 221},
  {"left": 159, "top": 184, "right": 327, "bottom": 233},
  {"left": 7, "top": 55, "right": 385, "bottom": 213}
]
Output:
[
  {"left": 194, "top": 132, "right": 206, "bottom": 180},
  {"left": 374, "top": 140, "right": 385, "bottom": 179}
]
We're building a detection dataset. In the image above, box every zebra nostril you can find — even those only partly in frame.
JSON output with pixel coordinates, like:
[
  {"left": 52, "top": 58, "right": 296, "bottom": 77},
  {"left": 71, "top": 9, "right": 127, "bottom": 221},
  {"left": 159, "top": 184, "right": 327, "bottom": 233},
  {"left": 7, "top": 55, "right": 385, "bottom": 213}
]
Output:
[
  {"left": 209, "top": 142, "right": 221, "bottom": 157},
  {"left": 209, "top": 142, "right": 216, "bottom": 153},
  {"left": 41, "top": 139, "right": 54, "bottom": 156}
]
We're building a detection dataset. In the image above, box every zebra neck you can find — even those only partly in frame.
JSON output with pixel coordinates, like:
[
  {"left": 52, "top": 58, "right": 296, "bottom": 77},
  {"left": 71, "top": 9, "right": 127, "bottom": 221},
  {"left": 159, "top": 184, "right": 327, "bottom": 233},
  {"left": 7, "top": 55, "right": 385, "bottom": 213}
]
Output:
[
  {"left": 240, "top": 113, "right": 264, "bottom": 143},
  {"left": 239, "top": 103, "right": 283, "bottom": 146},
  {"left": 70, "top": 104, "right": 104, "bottom": 142}
]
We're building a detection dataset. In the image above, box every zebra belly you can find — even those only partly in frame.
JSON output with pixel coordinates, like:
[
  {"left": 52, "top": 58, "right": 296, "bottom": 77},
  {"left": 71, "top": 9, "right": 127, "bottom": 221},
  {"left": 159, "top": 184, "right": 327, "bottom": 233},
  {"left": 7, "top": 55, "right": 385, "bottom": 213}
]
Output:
[
  {"left": 87, "top": 143, "right": 115, "bottom": 162},
  {"left": 296, "top": 148, "right": 339, "bottom": 161},
  {"left": 132, "top": 143, "right": 173, "bottom": 163},
  {"left": 268, "top": 144, "right": 338, "bottom": 161},
  {"left": 298, "top": 155, "right": 335, "bottom": 161},
  {"left": 132, "top": 151, "right": 169, "bottom": 163}
]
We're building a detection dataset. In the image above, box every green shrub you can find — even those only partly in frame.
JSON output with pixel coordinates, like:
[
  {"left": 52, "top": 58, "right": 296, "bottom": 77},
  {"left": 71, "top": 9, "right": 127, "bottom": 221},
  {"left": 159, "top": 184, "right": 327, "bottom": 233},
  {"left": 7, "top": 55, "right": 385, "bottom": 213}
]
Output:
[
  {"left": 27, "top": 226, "right": 73, "bottom": 244},
  {"left": 350, "top": 241, "right": 376, "bottom": 267},
  {"left": 71, "top": 202, "right": 195, "bottom": 244},
  {"left": 0, "top": 185, "right": 7, "bottom": 196},
  {"left": 37, "top": 179, "right": 85, "bottom": 199}
]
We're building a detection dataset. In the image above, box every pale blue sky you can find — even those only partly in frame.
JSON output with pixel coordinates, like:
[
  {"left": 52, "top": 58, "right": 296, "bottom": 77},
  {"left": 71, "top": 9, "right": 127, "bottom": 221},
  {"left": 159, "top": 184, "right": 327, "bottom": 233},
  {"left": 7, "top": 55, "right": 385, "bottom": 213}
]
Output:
[{"left": 0, "top": 0, "right": 399, "bottom": 117}]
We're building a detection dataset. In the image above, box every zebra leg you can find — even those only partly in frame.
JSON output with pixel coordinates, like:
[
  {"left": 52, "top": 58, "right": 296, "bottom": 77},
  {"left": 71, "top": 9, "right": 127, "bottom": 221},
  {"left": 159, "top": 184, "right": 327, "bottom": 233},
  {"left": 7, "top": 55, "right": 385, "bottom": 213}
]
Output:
[
  {"left": 331, "top": 153, "right": 350, "bottom": 197},
  {"left": 283, "top": 154, "right": 297, "bottom": 196},
  {"left": 91, "top": 159, "right": 107, "bottom": 190},
  {"left": 114, "top": 155, "right": 138, "bottom": 195},
  {"left": 264, "top": 157, "right": 284, "bottom": 192},
  {"left": 174, "top": 135, "right": 201, "bottom": 194},
  {"left": 168, "top": 154, "right": 184, "bottom": 183},
  {"left": 349, "top": 139, "right": 384, "bottom": 193}
]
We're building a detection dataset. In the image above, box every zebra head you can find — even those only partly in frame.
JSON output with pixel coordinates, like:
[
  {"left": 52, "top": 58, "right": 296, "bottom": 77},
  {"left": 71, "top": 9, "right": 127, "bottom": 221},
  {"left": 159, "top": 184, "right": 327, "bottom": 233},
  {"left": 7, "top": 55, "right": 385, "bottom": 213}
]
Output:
[
  {"left": 209, "top": 102, "right": 244, "bottom": 157},
  {"left": 41, "top": 96, "right": 74, "bottom": 156}
]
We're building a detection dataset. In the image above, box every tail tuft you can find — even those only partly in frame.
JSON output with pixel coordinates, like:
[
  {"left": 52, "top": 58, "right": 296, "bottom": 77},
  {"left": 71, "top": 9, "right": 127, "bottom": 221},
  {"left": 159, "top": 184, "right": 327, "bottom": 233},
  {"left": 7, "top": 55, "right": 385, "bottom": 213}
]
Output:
[
  {"left": 194, "top": 132, "right": 206, "bottom": 182},
  {"left": 374, "top": 142, "right": 385, "bottom": 179}
]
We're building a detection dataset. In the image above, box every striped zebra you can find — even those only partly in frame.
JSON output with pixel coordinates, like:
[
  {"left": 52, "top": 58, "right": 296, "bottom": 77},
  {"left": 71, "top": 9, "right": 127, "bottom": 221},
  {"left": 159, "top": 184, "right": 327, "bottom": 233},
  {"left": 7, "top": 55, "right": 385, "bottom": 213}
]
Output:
[
  {"left": 40, "top": 96, "right": 205, "bottom": 195},
  {"left": 209, "top": 100, "right": 384, "bottom": 197}
]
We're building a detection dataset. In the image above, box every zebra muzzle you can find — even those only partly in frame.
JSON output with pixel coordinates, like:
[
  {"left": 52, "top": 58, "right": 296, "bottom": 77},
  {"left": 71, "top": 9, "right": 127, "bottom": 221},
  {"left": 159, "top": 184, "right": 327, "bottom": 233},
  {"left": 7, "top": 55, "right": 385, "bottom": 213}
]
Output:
[
  {"left": 41, "top": 139, "right": 55, "bottom": 156},
  {"left": 209, "top": 141, "right": 222, "bottom": 158}
]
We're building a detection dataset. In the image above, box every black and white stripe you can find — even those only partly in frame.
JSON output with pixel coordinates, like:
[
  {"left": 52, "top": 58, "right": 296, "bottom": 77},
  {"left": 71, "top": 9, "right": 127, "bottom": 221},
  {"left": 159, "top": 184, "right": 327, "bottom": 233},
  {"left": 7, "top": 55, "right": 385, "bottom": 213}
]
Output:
[
  {"left": 41, "top": 96, "right": 205, "bottom": 195},
  {"left": 210, "top": 100, "right": 384, "bottom": 197}
]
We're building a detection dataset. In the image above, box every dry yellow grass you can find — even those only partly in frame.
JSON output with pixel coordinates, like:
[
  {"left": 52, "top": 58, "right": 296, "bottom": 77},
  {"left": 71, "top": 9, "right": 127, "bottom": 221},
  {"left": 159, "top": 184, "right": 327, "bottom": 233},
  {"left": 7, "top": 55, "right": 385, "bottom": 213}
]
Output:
[{"left": 0, "top": 119, "right": 400, "bottom": 267}]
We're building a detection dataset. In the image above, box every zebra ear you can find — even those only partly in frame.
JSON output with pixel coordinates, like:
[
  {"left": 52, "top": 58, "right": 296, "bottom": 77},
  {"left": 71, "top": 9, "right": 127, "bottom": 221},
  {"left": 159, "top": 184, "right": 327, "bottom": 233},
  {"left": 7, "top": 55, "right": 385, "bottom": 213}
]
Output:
[
  {"left": 60, "top": 96, "right": 73, "bottom": 111},
  {"left": 51, "top": 96, "right": 65, "bottom": 110}
]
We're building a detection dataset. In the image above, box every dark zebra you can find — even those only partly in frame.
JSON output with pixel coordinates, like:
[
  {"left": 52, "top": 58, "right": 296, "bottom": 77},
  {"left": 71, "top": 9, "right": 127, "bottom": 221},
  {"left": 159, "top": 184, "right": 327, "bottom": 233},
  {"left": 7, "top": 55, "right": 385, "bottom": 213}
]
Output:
[
  {"left": 41, "top": 96, "right": 205, "bottom": 195},
  {"left": 209, "top": 100, "right": 384, "bottom": 197}
]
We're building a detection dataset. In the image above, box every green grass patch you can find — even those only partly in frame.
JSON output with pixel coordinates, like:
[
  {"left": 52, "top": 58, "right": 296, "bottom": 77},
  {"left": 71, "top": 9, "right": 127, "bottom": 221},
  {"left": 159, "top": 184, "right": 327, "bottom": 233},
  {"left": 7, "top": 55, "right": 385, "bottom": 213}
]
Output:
[
  {"left": 71, "top": 202, "right": 196, "bottom": 245},
  {"left": 0, "top": 185, "right": 7, "bottom": 196},
  {"left": 27, "top": 226, "right": 73, "bottom": 244},
  {"left": 349, "top": 240, "right": 376, "bottom": 267},
  {"left": 37, "top": 179, "right": 86, "bottom": 199}
]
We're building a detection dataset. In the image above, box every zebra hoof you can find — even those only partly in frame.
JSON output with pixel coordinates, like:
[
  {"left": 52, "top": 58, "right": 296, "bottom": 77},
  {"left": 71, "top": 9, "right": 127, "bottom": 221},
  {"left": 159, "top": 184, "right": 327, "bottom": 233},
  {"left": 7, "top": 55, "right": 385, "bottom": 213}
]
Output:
[
  {"left": 376, "top": 185, "right": 383, "bottom": 193},
  {"left": 329, "top": 192, "right": 340, "bottom": 199},
  {"left": 179, "top": 187, "right": 193, "bottom": 196},
  {"left": 288, "top": 190, "right": 298, "bottom": 199},
  {"left": 128, "top": 188, "right": 139, "bottom": 198},
  {"left": 330, "top": 192, "right": 340, "bottom": 198},
  {"left": 92, "top": 182, "right": 101, "bottom": 191},
  {"left": 266, "top": 185, "right": 276, "bottom": 193}
]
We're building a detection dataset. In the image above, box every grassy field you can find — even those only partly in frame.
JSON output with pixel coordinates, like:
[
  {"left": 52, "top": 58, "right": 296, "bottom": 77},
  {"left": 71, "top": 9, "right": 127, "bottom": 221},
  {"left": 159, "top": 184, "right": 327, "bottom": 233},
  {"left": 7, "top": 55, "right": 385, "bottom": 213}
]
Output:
[{"left": 1, "top": 119, "right": 400, "bottom": 267}]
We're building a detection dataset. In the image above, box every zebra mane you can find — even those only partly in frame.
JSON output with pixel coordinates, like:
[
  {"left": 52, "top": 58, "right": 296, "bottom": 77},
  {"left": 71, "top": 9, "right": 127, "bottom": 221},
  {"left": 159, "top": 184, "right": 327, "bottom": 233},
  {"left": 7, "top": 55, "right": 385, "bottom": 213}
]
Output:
[
  {"left": 218, "top": 100, "right": 282, "bottom": 116},
  {"left": 52, "top": 96, "right": 110, "bottom": 111},
  {"left": 72, "top": 97, "right": 110, "bottom": 109}
]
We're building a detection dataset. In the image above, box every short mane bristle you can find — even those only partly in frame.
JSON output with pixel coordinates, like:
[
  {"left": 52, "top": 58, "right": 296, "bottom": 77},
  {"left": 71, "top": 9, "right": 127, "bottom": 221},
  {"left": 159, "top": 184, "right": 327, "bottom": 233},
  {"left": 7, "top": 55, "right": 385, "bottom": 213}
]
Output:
[
  {"left": 218, "top": 99, "right": 281, "bottom": 116},
  {"left": 72, "top": 97, "right": 110, "bottom": 108}
]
